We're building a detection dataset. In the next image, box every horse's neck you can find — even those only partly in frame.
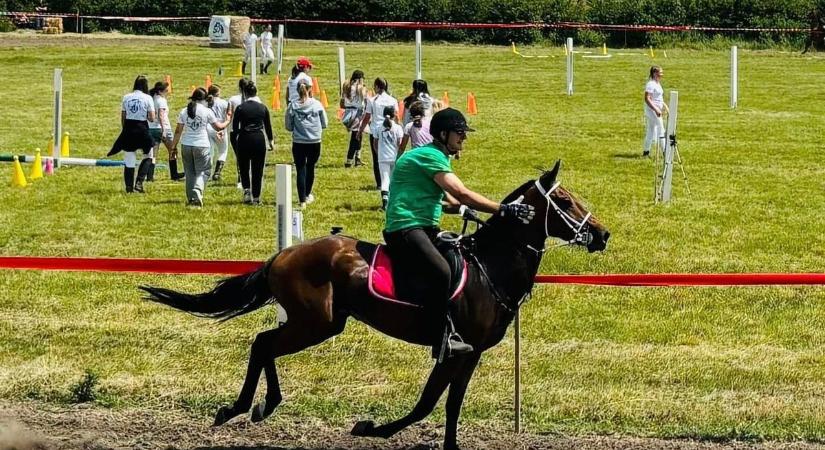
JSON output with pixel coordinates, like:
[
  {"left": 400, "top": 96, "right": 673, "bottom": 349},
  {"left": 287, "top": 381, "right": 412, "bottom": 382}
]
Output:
[{"left": 470, "top": 226, "right": 543, "bottom": 309}]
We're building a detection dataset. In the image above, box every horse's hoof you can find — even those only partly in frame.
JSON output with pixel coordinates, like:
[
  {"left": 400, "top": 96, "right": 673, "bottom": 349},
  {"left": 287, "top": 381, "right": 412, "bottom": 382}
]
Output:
[
  {"left": 212, "top": 405, "right": 238, "bottom": 427},
  {"left": 351, "top": 420, "right": 376, "bottom": 436},
  {"left": 250, "top": 402, "right": 269, "bottom": 423}
]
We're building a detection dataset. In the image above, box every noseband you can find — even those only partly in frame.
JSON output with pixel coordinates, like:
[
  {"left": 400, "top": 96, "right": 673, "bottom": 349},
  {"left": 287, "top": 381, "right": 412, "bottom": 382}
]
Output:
[{"left": 533, "top": 180, "right": 592, "bottom": 250}]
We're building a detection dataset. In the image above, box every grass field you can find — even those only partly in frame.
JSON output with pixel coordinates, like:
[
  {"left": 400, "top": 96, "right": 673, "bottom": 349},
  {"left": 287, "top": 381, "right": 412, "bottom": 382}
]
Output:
[{"left": 1, "top": 32, "right": 825, "bottom": 442}]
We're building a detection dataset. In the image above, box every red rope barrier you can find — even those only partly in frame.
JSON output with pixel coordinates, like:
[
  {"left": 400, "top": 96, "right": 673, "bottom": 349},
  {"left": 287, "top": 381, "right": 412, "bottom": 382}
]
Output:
[
  {"left": 3, "top": 257, "right": 825, "bottom": 286},
  {"left": 0, "top": 256, "right": 261, "bottom": 275}
]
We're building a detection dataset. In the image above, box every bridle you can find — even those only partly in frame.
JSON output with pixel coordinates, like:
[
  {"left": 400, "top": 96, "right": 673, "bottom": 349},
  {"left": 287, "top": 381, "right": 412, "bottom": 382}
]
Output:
[{"left": 532, "top": 179, "right": 593, "bottom": 250}]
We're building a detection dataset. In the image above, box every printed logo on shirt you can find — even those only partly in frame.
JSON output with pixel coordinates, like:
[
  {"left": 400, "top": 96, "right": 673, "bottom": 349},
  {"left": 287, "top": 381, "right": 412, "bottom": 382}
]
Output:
[
  {"left": 127, "top": 98, "right": 144, "bottom": 115},
  {"left": 187, "top": 116, "right": 205, "bottom": 132}
]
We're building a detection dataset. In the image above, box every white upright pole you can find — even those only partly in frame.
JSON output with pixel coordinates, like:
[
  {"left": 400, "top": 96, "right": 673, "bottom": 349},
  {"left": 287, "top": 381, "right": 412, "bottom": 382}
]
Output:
[
  {"left": 566, "top": 38, "right": 573, "bottom": 96},
  {"left": 415, "top": 29, "right": 422, "bottom": 80},
  {"left": 338, "top": 47, "right": 346, "bottom": 97},
  {"left": 661, "top": 91, "right": 679, "bottom": 203},
  {"left": 251, "top": 36, "right": 258, "bottom": 84},
  {"left": 276, "top": 24, "right": 285, "bottom": 74},
  {"left": 53, "top": 68, "right": 63, "bottom": 165},
  {"left": 514, "top": 309, "right": 521, "bottom": 434},
  {"left": 276, "top": 164, "right": 293, "bottom": 251},
  {"left": 730, "top": 46, "right": 738, "bottom": 109}
]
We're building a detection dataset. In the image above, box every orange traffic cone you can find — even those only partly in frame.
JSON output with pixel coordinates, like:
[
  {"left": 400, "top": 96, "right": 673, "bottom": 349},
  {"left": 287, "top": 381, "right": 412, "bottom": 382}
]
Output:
[
  {"left": 312, "top": 77, "right": 321, "bottom": 95},
  {"left": 206, "top": 74, "right": 212, "bottom": 89},
  {"left": 442, "top": 91, "right": 450, "bottom": 107},
  {"left": 165, "top": 74, "right": 173, "bottom": 94},
  {"left": 467, "top": 92, "right": 478, "bottom": 115},
  {"left": 271, "top": 90, "right": 281, "bottom": 111},
  {"left": 320, "top": 89, "right": 329, "bottom": 108}
]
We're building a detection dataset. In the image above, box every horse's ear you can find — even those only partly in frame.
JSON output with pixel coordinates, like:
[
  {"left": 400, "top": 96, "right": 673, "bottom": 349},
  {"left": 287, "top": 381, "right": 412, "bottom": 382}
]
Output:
[{"left": 540, "top": 160, "right": 561, "bottom": 185}]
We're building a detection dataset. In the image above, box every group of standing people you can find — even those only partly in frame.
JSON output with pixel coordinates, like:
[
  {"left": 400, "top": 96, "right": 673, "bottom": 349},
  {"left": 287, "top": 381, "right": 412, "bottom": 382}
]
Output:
[
  {"left": 242, "top": 24, "right": 277, "bottom": 75},
  {"left": 109, "top": 75, "right": 274, "bottom": 207}
]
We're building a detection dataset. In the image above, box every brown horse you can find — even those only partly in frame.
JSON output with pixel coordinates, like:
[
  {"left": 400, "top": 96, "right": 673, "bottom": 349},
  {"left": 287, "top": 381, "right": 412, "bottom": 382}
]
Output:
[{"left": 141, "top": 161, "right": 609, "bottom": 450}]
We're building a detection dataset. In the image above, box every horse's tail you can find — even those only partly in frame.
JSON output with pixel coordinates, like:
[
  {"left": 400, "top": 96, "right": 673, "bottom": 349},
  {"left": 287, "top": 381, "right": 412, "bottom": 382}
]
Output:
[{"left": 139, "top": 258, "right": 276, "bottom": 321}]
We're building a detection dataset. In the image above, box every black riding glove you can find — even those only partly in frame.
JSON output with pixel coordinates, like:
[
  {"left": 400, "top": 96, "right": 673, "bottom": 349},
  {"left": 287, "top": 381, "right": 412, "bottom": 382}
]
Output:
[{"left": 499, "top": 197, "right": 535, "bottom": 224}]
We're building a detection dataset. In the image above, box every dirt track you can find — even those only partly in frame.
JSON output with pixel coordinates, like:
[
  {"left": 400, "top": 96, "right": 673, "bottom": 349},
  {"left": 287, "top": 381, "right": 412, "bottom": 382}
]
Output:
[{"left": 2, "top": 401, "right": 824, "bottom": 450}]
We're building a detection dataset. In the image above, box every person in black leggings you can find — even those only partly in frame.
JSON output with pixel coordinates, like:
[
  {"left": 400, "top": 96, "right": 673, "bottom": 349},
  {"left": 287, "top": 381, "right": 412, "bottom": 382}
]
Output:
[{"left": 231, "top": 82, "right": 274, "bottom": 205}]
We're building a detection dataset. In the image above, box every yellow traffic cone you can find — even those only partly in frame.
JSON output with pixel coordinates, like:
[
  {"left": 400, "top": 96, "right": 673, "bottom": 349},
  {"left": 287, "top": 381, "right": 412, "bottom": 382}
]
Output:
[
  {"left": 47, "top": 135, "right": 54, "bottom": 156},
  {"left": 30, "top": 149, "right": 43, "bottom": 180},
  {"left": 60, "top": 132, "right": 70, "bottom": 157},
  {"left": 234, "top": 61, "right": 243, "bottom": 77},
  {"left": 11, "top": 156, "right": 27, "bottom": 187},
  {"left": 649, "top": 46, "right": 655, "bottom": 58},
  {"left": 602, "top": 43, "right": 608, "bottom": 55}
]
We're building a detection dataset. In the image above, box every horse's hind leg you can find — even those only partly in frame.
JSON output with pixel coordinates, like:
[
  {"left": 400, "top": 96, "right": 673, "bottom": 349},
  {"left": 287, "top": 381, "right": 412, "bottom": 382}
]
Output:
[{"left": 214, "top": 316, "right": 346, "bottom": 426}]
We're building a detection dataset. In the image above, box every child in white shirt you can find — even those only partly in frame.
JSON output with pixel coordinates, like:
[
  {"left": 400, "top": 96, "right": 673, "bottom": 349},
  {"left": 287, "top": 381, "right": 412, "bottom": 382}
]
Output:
[{"left": 377, "top": 105, "right": 403, "bottom": 210}]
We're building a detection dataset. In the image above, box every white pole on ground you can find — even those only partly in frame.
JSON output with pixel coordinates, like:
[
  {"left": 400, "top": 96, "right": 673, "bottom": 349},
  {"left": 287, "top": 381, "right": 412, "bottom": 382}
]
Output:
[
  {"left": 53, "top": 68, "right": 63, "bottom": 165},
  {"left": 730, "top": 46, "right": 738, "bottom": 109},
  {"left": 566, "top": 38, "right": 573, "bottom": 96},
  {"left": 661, "top": 91, "right": 679, "bottom": 203},
  {"left": 338, "top": 47, "right": 346, "bottom": 97},
  {"left": 514, "top": 309, "right": 521, "bottom": 434},
  {"left": 251, "top": 36, "right": 258, "bottom": 84},
  {"left": 276, "top": 24, "right": 284, "bottom": 74},
  {"left": 415, "top": 29, "right": 423, "bottom": 80},
  {"left": 276, "top": 164, "right": 293, "bottom": 251}
]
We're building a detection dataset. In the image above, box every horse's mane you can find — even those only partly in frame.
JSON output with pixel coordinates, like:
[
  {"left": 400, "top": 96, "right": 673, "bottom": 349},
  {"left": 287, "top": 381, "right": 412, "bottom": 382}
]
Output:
[{"left": 484, "top": 178, "right": 535, "bottom": 228}]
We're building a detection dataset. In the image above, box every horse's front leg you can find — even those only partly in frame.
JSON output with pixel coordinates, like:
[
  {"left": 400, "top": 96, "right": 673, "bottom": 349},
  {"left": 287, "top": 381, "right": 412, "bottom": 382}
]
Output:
[
  {"left": 351, "top": 356, "right": 465, "bottom": 439},
  {"left": 443, "top": 353, "right": 481, "bottom": 450}
]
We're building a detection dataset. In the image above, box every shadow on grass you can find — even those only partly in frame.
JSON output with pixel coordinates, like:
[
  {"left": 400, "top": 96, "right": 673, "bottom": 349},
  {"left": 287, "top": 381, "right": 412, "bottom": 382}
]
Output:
[
  {"left": 612, "top": 152, "right": 649, "bottom": 159},
  {"left": 191, "top": 445, "right": 435, "bottom": 450}
]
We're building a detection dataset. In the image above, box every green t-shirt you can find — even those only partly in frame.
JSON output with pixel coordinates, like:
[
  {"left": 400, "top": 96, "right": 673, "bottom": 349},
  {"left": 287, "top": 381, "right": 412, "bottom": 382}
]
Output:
[{"left": 384, "top": 144, "right": 452, "bottom": 233}]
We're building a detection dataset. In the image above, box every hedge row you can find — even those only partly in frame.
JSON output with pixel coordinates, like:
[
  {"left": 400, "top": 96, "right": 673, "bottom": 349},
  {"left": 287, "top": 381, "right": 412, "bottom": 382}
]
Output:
[{"left": 2, "top": 0, "right": 823, "bottom": 47}]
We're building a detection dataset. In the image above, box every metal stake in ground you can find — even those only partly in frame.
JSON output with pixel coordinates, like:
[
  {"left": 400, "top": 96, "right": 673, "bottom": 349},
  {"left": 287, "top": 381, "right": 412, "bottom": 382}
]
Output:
[{"left": 53, "top": 68, "right": 63, "bottom": 166}]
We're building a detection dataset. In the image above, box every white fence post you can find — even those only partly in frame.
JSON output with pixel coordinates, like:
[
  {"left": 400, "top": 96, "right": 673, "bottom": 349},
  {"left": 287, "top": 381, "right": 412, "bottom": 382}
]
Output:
[
  {"left": 415, "top": 30, "right": 423, "bottom": 80},
  {"left": 566, "top": 38, "right": 573, "bottom": 96},
  {"left": 661, "top": 91, "right": 679, "bottom": 203},
  {"left": 338, "top": 47, "right": 346, "bottom": 97},
  {"left": 730, "top": 46, "right": 738, "bottom": 109},
  {"left": 53, "top": 68, "right": 63, "bottom": 165},
  {"left": 276, "top": 24, "right": 284, "bottom": 75}
]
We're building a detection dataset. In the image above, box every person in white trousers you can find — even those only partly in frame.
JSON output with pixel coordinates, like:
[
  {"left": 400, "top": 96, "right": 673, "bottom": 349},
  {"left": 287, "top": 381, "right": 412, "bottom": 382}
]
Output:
[
  {"left": 260, "top": 24, "right": 275, "bottom": 74},
  {"left": 643, "top": 65, "right": 668, "bottom": 157}
]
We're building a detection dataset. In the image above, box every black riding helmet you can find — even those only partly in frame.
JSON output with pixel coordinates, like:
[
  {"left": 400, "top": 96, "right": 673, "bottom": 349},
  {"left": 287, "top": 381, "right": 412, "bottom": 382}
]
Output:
[{"left": 430, "top": 108, "right": 475, "bottom": 143}]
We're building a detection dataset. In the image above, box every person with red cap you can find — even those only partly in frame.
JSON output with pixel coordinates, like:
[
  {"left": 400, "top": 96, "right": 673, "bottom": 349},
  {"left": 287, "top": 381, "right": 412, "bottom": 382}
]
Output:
[{"left": 286, "top": 56, "right": 314, "bottom": 106}]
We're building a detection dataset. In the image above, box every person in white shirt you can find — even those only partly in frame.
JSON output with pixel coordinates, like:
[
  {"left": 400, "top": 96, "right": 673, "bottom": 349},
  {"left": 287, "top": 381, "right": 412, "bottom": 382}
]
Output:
[
  {"left": 401, "top": 79, "right": 433, "bottom": 126},
  {"left": 399, "top": 101, "right": 433, "bottom": 153},
  {"left": 207, "top": 84, "right": 231, "bottom": 181},
  {"left": 260, "top": 24, "right": 275, "bottom": 74},
  {"left": 107, "top": 75, "right": 156, "bottom": 193},
  {"left": 242, "top": 25, "right": 258, "bottom": 75},
  {"left": 148, "top": 81, "right": 183, "bottom": 181},
  {"left": 377, "top": 105, "right": 403, "bottom": 210},
  {"left": 286, "top": 56, "right": 314, "bottom": 105},
  {"left": 643, "top": 66, "right": 668, "bottom": 157},
  {"left": 170, "top": 88, "right": 231, "bottom": 207},
  {"left": 340, "top": 69, "right": 367, "bottom": 167},
  {"left": 357, "top": 77, "right": 397, "bottom": 189}
]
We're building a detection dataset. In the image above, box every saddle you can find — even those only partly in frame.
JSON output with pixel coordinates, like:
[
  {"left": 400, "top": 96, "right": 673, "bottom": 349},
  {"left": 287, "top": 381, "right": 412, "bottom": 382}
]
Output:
[{"left": 367, "top": 233, "right": 468, "bottom": 308}]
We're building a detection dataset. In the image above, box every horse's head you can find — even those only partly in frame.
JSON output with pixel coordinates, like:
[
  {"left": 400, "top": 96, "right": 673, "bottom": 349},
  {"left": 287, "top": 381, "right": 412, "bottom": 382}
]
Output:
[{"left": 494, "top": 160, "right": 609, "bottom": 253}]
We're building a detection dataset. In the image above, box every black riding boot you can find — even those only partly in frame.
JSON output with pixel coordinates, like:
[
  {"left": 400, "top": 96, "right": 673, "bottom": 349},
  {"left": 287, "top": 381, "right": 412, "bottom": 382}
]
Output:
[
  {"left": 264, "top": 61, "right": 272, "bottom": 74},
  {"left": 242, "top": 62, "right": 247, "bottom": 75},
  {"left": 433, "top": 315, "right": 474, "bottom": 362},
  {"left": 169, "top": 159, "right": 183, "bottom": 180},
  {"left": 134, "top": 158, "right": 151, "bottom": 193},
  {"left": 259, "top": 63, "right": 264, "bottom": 74},
  {"left": 213, "top": 160, "right": 225, "bottom": 181},
  {"left": 381, "top": 190, "right": 388, "bottom": 211},
  {"left": 147, "top": 162, "right": 156, "bottom": 182},
  {"left": 124, "top": 167, "right": 135, "bottom": 193}
]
